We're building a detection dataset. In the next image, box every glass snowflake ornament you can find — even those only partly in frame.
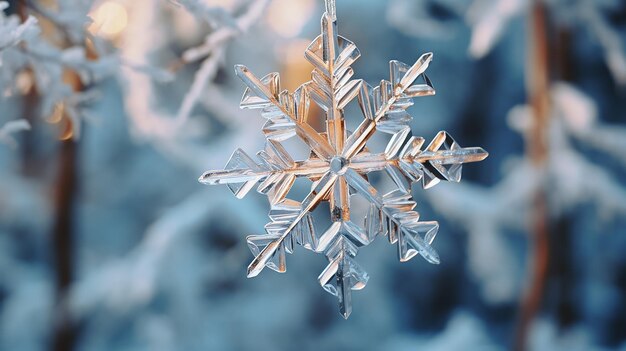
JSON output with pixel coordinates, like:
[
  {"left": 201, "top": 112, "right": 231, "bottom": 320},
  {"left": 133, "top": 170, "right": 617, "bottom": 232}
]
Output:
[{"left": 199, "top": 1, "right": 488, "bottom": 318}]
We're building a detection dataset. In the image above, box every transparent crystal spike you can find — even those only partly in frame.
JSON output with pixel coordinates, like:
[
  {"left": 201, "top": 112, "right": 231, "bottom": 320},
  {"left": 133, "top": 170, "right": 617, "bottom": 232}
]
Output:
[
  {"left": 318, "top": 240, "right": 369, "bottom": 319},
  {"left": 198, "top": 149, "right": 265, "bottom": 198},
  {"left": 247, "top": 234, "right": 287, "bottom": 273},
  {"left": 246, "top": 172, "right": 337, "bottom": 278},
  {"left": 385, "top": 128, "right": 411, "bottom": 159},
  {"left": 398, "top": 221, "right": 440, "bottom": 263},
  {"left": 199, "top": 5, "right": 488, "bottom": 318},
  {"left": 405, "top": 74, "right": 436, "bottom": 98}
]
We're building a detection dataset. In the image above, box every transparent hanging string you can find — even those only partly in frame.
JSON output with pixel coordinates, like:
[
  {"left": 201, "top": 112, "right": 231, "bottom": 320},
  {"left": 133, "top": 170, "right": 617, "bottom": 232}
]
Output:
[{"left": 325, "top": 0, "right": 336, "bottom": 21}]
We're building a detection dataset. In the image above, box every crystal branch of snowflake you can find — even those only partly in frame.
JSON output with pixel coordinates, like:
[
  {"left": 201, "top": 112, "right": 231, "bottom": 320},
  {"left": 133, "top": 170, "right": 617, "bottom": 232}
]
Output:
[{"left": 199, "top": 1, "right": 488, "bottom": 318}]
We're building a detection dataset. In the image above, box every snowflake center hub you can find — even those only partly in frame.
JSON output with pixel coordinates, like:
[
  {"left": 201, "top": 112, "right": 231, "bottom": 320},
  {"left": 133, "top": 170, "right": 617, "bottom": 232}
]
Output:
[{"left": 330, "top": 156, "right": 348, "bottom": 175}]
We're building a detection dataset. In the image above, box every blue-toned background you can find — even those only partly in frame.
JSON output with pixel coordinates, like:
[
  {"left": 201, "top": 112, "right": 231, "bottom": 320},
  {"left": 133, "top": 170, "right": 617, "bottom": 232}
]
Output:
[{"left": 1, "top": 0, "right": 625, "bottom": 350}]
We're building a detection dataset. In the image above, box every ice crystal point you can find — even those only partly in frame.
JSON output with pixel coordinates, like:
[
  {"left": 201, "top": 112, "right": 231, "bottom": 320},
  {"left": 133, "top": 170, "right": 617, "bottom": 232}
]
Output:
[
  {"left": 321, "top": 13, "right": 339, "bottom": 63},
  {"left": 198, "top": 170, "right": 212, "bottom": 184},
  {"left": 233, "top": 65, "right": 253, "bottom": 90},
  {"left": 247, "top": 235, "right": 287, "bottom": 273},
  {"left": 338, "top": 278, "right": 353, "bottom": 319},
  {"left": 234, "top": 64, "right": 247, "bottom": 74},
  {"left": 200, "top": 6, "right": 487, "bottom": 317},
  {"left": 423, "top": 250, "right": 440, "bottom": 265},
  {"left": 238, "top": 70, "right": 281, "bottom": 108},
  {"left": 247, "top": 240, "right": 280, "bottom": 278},
  {"left": 318, "top": 246, "right": 369, "bottom": 319},
  {"left": 197, "top": 169, "right": 254, "bottom": 185},
  {"left": 394, "top": 52, "right": 433, "bottom": 94},
  {"left": 246, "top": 265, "right": 261, "bottom": 278},
  {"left": 406, "top": 73, "right": 436, "bottom": 97},
  {"left": 398, "top": 221, "right": 440, "bottom": 263}
]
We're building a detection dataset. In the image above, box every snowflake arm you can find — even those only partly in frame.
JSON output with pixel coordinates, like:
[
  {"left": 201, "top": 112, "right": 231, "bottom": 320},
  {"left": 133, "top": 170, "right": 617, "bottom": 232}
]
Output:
[
  {"left": 350, "top": 131, "right": 489, "bottom": 190},
  {"left": 246, "top": 172, "right": 337, "bottom": 278},
  {"left": 342, "top": 52, "right": 435, "bottom": 160},
  {"left": 199, "top": 141, "right": 328, "bottom": 203},
  {"left": 344, "top": 167, "right": 440, "bottom": 264},
  {"left": 234, "top": 65, "right": 335, "bottom": 160}
]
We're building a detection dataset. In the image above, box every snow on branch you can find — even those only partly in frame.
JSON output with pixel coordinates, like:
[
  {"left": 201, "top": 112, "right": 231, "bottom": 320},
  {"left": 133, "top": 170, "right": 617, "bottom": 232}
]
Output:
[
  {"left": 430, "top": 82, "right": 626, "bottom": 303},
  {"left": 68, "top": 191, "right": 264, "bottom": 316},
  {"left": 0, "top": 0, "right": 121, "bottom": 141},
  {"left": 122, "top": 0, "right": 269, "bottom": 146},
  {"left": 387, "top": 0, "right": 626, "bottom": 85},
  {"left": 0, "top": 119, "right": 31, "bottom": 148},
  {"left": 0, "top": 2, "right": 39, "bottom": 51},
  {"left": 174, "top": 0, "right": 270, "bottom": 126}
]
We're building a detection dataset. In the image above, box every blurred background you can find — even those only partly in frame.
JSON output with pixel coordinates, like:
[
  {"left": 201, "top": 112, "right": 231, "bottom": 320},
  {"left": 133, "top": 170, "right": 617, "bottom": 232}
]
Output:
[{"left": 0, "top": 0, "right": 625, "bottom": 350}]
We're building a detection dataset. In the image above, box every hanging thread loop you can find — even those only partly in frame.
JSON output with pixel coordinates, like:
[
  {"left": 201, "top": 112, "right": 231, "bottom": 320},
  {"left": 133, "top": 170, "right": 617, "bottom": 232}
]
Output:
[{"left": 325, "top": 0, "right": 336, "bottom": 21}]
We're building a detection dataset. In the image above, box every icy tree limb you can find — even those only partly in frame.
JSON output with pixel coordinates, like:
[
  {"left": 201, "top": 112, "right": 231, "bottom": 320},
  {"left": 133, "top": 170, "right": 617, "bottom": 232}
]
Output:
[
  {"left": 427, "top": 162, "right": 540, "bottom": 302},
  {"left": 0, "top": 120, "right": 31, "bottom": 148},
  {"left": 174, "top": 0, "right": 270, "bottom": 126},
  {"left": 467, "top": 0, "right": 525, "bottom": 58},
  {"left": 68, "top": 191, "right": 264, "bottom": 316},
  {"left": 0, "top": 11, "right": 38, "bottom": 50},
  {"left": 386, "top": 0, "right": 464, "bottom": 39},
  {"left": 579, "top": 0, "right": 626, "bottom": 85},
  {"left": 180, "top": 0, "right": 270, "bottom": 64},
  {"left": 174, "top": 46, "right": 226, "bottom": 126},
  {"left": 552, "top": 82, "right": 626, "bottom": 168},
  {"left": 122, "top": 0, "right": 269, "bottom": 140},
  {"left": 574, "top": 125, "right": 626, "bottom": 168}
]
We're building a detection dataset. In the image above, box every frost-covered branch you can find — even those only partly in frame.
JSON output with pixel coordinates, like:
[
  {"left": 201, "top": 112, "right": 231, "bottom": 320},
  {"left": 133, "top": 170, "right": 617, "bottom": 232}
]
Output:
[
  {"left": 0, "top": 2, "right": 38, "bottom": 50},
  {"left": 430, "top": 82, "right": 626, "bottom": 303},
  {"left": 0, "top": 0, "right": 120, "bottom": 141},
  {"left": 387, "top": 0, "right": 626, "bottom": 85},
  {"left": 68, "top": 190, "right": 265, "bottom": 316},
  {"left": 174, "top": 0, "right": 270, "bottom": 126},
  {"left": 74, "top": 0, "right": 273, "bottom": 317},
  {"left": 122, "top": 0, "right": 269, "bottom": 142},
  {"left": 0, "top": 119, "right": 31, "bottom": 148}
]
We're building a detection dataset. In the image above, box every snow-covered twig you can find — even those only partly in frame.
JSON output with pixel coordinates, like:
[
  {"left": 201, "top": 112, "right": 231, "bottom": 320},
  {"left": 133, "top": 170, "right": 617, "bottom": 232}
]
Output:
[
  {"left": 430, "top": 82, "right": 626, "bottom": 303},
  {"left": 122, "top": 0, "right": 269, "bottom": 142},
  {"left": 388, "top": 0, "right": 626, "bottom": 85},
  {"left": 0, "top": 119, "right": 31, "bottom": 148},
  {"left": 174, "top": 0, "right": 269, "bottom": 126},
  {"left": 68, "top": 189, "right": 265, "bottom": 316},
  {"left": 0, "top": 4, "right": 38, "bottom": 51}
]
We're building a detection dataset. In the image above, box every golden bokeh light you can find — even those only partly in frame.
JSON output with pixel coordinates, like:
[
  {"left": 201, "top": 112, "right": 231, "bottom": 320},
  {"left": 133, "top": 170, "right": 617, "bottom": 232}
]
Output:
[
  {"left": 48, "top": 103, "right": 65, "bottom": 124},
  {"left": 276, "top": 39, "right": 312, "bottom": 91},
  {"left": 266, "top": 0, "right": 315, "bottom": 38},
  {"left": 16, "top": 71, "right": 34, "bottom": 94},
  {"left": 88, "top": 1, "right": 128, "bottom": 38},
  {"left": 59, "top": 119, "right": 74, "bottom": 141},
  {"left": 280, "top": 39, "right": 312, "bottom": 63}
]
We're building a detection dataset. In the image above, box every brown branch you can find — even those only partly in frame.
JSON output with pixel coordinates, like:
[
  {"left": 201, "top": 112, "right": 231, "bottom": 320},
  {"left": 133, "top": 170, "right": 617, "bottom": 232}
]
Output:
[
  {"left": 17, "top": 1, "right": 92, "bottom": 349},
  {"left": 553, "top": 25, "right": 578, "bottom": 330},
  {"left": 51, "top": 134, "right": 78, "bottom": 351},
  {"left": 514, "top": 1, "right": 552, "bottom": 351},
  {"left": 50, "top": 62, "right": 91, "bottom": 351}
]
